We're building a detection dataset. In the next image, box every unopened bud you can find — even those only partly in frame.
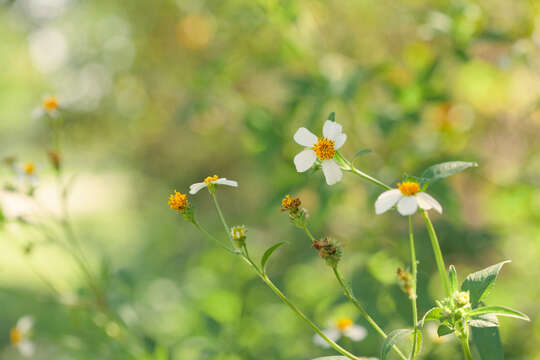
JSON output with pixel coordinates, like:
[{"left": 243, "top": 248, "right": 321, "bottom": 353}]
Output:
[
  {"left": 231, "top": 225, "right": 247, "bottom": 248},
  {"left": 397, "top": 268, "right": 415, "bottom": 299},
  {"left": 453, "top": 291, "right": 470, "bottom": 307}
]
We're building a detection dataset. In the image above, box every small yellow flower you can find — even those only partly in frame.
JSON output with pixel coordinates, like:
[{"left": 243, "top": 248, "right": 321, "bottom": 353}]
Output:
[
  {"left": 280, "top": 194, "right": 301, "bottom": 212},
  {"left": 204, "top": 174, "right": 220, "bottom": 184},
  {"left": 24, "top": 162, "right": 35, "bottom": 175},
  {"left": 336, "top": 318, "right": 353, "bottom": 331},
  {"left": 312, "top": 137, "right": 336, "bottom": 160},
  {"left": 168, "top": 190, "right": 188, "bottom": 212},
  {"left": 42, "top": 95, "right": 59, "bottom": 111},
  {"left": 397, "top": 181, "right": 420, "bottom": 196}
]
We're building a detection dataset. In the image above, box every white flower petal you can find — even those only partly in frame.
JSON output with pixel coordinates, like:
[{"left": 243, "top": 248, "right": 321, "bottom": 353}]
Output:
[
  {"left": 322, "top": 120, "right": 343, "bottom": 140},
  {"left": 333, "top": 133, "right": 347, "bottom": 149},
  {"left": 416, "top": 192, "right": 443, "bottom": 214},
  {"left": 294, "top": 149, "right": 317, "bottom": 172},
  {"left": 293, "top": 127, "right": 318, "bottom": 147},
  {"left": 375, "top": 189, "right": 402, "bottom": 215},
  {"left": 397, "top": 196, "right": 418, "bottom": 216},
  {"left": 214, "top": 178, "right": 238, "bottom": 187},
  {"left": 313, "top": 328, "right": 341, "bottom": 348},
  {"left": 344, "top": 325, "right": 367, "bottom": 341},
  {"left": 16, "top": 316, "right": 34, "bottom": 334},
  {"left": 189, "top": 182, "right": 207, "bottom": 194},
  {"left": 321, "top": 159, "right": 343, "bottom": 185},
  {"left": 17, "top": 340, "right": 35, "bottom": 357}
]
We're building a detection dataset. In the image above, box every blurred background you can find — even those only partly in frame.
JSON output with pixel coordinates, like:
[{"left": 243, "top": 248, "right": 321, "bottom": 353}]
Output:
[{"left": 0, "top": 0, "right": 539, "bottom": 359}]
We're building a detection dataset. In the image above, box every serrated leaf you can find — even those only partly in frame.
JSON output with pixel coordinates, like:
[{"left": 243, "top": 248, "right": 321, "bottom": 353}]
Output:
[
  {"left": 421, "top": 161, "right": 478, "bottom": 184},
  {"left": 312, "top": 357, "right": 348, "bottom": 360},
  {"left": 381, "top": 329, "right": 411, "bottom": 360},
  {"left": 468, "top": 313, "right": 499, "bottom": 328},
  {"left": 461, "top": 260, "right": 511, "bottom": 306},
  {"left": 328, "top": 112, "right": 336, "bottom": 122},
  {"left": 437, "top": 325, "right": 453, "bottom": 337},
  {"left": 419, "top": 307, "right": 442, "bottom": 327},
  {"left": 472, "top": 326, "right": 504, "bottom": 360},
  {"left": 448, "top": 265, "right": 458, "bottom": 293},
  {"left": 467, "top": 305, "right": 530, "bottom": 321},
  {"left": 261, "top": 242, "right": 287, "bottom": 274}
]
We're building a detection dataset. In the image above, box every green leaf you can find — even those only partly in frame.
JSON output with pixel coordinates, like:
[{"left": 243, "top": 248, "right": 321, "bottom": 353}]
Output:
[
  {"left": 352, "top": 149, "right": 372, "bottom": 158},
  {"left": 312, "top": 357, "right": 348, "bottom": 360},
  {"left": 437, "top": 324, "right": 453, "bottom": 337},
  {"left": 328, "top": 112, "right": 336, "bottom": 122},
  {"left": 448, "top": 265, "right": 458, "bottom": 293},
  {"left": 261, "top": 242, "right": 287, "bottom": 274},
  {"left": 419, "top": 307, "right": 442, "bottom": 326},
  {"left": 381, "top": 329, "right": 411, "bottom": 360},
  {"left": 468, "top": 313, "right": 499, "bottom": 328},
  {"left": 421, "top": 161, "right": 478, "bottom": 184},
  {"left": 411, "top": 331, "right": 423, "bottom": 359},
  {"left": 472, "top": 326, "right": 504, "bottom": 360},
  {"left": 461, "top": 260, "right": 511, "bottom": 306},
  {"left": 467, "top": 305, "right": 530, "bottom": 321}
]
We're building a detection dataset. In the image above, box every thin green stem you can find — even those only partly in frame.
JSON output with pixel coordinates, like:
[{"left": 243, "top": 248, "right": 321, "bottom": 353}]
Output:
[
  {"left": 211, "top": 192, "right": 236, "bottom": 248},
  {"left": 409, "top": 216, "right": 419, "bottom": 360},
  {"left": 193, "top": 221, "right": 237, "bottom": 254},
  {"left": 332, "top": 267, "right": 408, "bottom": 360},
  {"left": 346, "top": 165, "right": 392, "bottom": 190},
  {"left": 422, "top": 211, "right": 451, "bottom": 297},
  {"left": 261, "top": 274, "right": 360, "bottom": 360},
  {"left": 302, "top": 225, "right": 317, "bottom": 242},
  {"left": 460, "top": 337, "right": 473, "bottom": 360}
]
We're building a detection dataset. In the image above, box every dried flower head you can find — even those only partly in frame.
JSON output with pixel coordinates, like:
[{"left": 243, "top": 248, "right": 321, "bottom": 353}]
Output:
[
  {"left": 397, "top": 268, "right": 415, "bottom": 299},
  {"left": 281, "top": 194, "right": 301, "bottom": 213},
  {"left": 312, "top": 237, "right": 342, "bottom": 267},
  {"left": 47, "top": 151, "right": 62, "bottom": 172}
]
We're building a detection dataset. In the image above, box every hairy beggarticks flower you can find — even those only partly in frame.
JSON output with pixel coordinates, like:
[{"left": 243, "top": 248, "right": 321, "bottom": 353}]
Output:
[
  {"left": 313, "top": 317, "right": 367, "bottom": 348},
  {"left": 231, "top": 225, "right": 247, "bottom": 247},
  {"left": 375, "top": 181, "right": 442, "bottom": 216},
  {"left": 42, "top": 95, "right": 59, "bottom": 112},
  {"left": 312, "top": 237, "right": 342, "bottom": 267},
  {"left": 10, "top": 316, "right": 35, "bottom": 357},
  {"left": 293, "top": 120, "right": 347, "bottom": 185},
  {"left": 15, "top": 162, "right": 39, "bottom": 187},
  {"left": 189, "top": 174, "right": 238, "bottom": 194},
  {"left": 280, "top": 194, "right": 307, "bottom": 228},
  {"left": 168, "top": 190, "right": 195, "bottom": 222}
]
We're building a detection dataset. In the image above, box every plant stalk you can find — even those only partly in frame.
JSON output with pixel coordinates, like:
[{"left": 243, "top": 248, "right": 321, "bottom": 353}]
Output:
[
  {"left": 409, "top": 216, "right": 419, "bottom": 360},
  {"left": 422, "top": 211, "right": 451, "bottom": 297},
  {"left": 460, "top": 337, "right": 474, "bottom": 360}
]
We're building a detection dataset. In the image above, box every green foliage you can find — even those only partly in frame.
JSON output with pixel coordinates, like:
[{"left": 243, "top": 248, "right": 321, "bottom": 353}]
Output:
[
  {"left": 471, "top": 327, "right": 504, "bottom": 360},
  {"left": 448, "top": 265, "right": 458, "bottom": 294},
  {"left": 467, "top": 306, "right": 529, "bottom": 321},
  {"left": 380, "top": 329, "right": 411, "bottom": 360},
  {"left": 461, "top": 261, "right": 511, "bottom": 306},
  {"left": 261, "top": 241, "right": 288, "bottom": 274},
  {"left": 421, "top": 161, "right": 478, "bottom": 186}
]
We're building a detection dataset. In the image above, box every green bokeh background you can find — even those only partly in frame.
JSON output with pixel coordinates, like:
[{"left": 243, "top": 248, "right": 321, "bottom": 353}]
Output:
[{"left": 0, "top": 0, "right": 539, "bottom": 359}]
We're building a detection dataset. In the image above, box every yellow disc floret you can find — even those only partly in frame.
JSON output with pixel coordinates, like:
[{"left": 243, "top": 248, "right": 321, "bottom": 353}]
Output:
[
  {"left": 337, "top": 318, "right": 353, "bottom": 331},
  {"left": 204, "top": 175, "right": 219, "bottom": 184},
  {"left": 43, "top": 95, "right": 59, "bottom": 111},
  {"left": 10, "top": 328, "right": 22, "bottom": 345},
  {"left": 24, "top": 162, "right": 35, "bottom": 175},
  {"left": 398, "top": 181, "right": 420, "bottom": 196},
  {"left": 313, "top": 137, "right": 336, "bottom": 160},
  {"left": 281, "top": 194, "right": 301, "bottom": 212},
  {"left": 168, "top": 190, "right": 188, "bottom": 212}
]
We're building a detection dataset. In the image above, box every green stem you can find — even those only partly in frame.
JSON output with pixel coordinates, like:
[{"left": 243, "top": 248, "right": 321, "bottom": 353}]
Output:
[
  {"left": 346, "top": 165, "right": 392, "bottom": 190},
  {"left": 409, "top": 216, "right": 419, "bottom": 360},
  {"left": 261, "top": 274, "right": 360, "bottom": 360},
  {"left": 193, "top": 221, "right": 237, "bottom": 254},
  {"left": 460, "top": 337, "right": 473, "bottom": 360},
  {"left": 302, "top": 225, "right": 317, "bottom": 242},
  {"left": 332, "top": 267, "right": 408, "bottom": 360},
  {"left": 422, "top": 211, "right": 451, "bottom": 297},
  {"left": 210, "top": 192, "right": 236, "bottom": 248}
]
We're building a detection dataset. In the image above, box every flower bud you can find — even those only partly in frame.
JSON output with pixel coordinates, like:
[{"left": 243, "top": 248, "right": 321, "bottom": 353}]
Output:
[
  {"left": 168, "top": 190, "right": 195, "bottom": 223},
  {"left": 453, "top": 291, "right": 470, "bottom": 308},
  {"left": 280, "top": 194, "right": 308, "bottom": 228},
  {"left": 230, "top": 225, "right": 247, "bottom": 248},
  {"left": 312, "top": 237, "right": 342, "bottom": 267}
]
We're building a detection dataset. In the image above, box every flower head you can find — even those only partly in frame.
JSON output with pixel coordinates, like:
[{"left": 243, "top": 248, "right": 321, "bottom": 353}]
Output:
[
  {"left": 293, "top": 120, "right": 347, "bottom": 185},
  {"left": 189, "top": 174, "right": 238, "bottom": 195},
  {"left": 375, "top": 180, "right": 442, "bottom": 216},
  {"left": 10, "top": 316, "right": 35, "bottom": 357},
  {"left": 42, "top": 95, "right": 59, "bottom": 112},
  {"left": 14, "top": 161, "right": 39, "bottom": 188},
  {"left": 231, "top": 225, "right": 247, "bottom": 247},
  {"left": 313, "top": 317, "right": 367, "bottom": 348},
  {"left": 281, "top": 194, "right": 301, "bottom": 213},
  {"left": 169, "top": 190, "right": 189, "bottom": 212},
  {"left": 312, "top": 237, "right": 342, "bottom": 267},
  {"left": 280, "top": 194, "right": 308, "bottom": 228}
]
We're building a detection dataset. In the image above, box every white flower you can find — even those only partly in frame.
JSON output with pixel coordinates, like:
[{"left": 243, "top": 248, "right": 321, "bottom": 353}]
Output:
[
  {"left": 10, "top": 316, "right": 35, "bottom": 357},
  {"left": 313, "top": 318, "right": 367, "bottom": 348},
  {"left": 375, "top": 181, "right": 442, "bottom": 216},
  {"left": 33, "top": 94, "right": 60, "bottom": 119},
  {"left": 293, "top": 120, "right": 347, "bottom": 185},
  {"left": 14, "top": 162, "right": 39, "bottom": 187},
  {"left": 189, "top": 174, "right": 238, "bottom": 194}
]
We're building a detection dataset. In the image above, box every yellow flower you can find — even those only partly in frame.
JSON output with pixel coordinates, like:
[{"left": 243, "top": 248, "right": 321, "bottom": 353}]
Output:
[
  {"left": 42, "top": 95, "right": 59, "bottom": 111},
  {"left": 280, "top": 194, "right": 301, "bottom": 212},
  {"left": 168, "top": 190, "right": 188, "bottom": 212}
]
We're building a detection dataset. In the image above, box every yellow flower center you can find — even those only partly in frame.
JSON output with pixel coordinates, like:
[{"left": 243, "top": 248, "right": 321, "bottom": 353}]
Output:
[
  {"left": 313, "top": 137, "right": 336, "bottom": 160},
  {"left": 43, "top": 95, "right": 59, "bottom": 111},
  {"left": 168, "top": 190, "right": 188, "bottom": 211},
  {"left": 24, "top": 162, "right": 35, "bottom": 175},
  {"left": 337, "top": 318, "right": 353, "bottom": 331},
  {"left": 398, "top": 181, "right": 420, "bottom": 196},
  {"left": 204, "top": 175, "right": 219, "bottom": 184},
  {"left": 10, "top": 328, "right": 22, "bottom": 345}
]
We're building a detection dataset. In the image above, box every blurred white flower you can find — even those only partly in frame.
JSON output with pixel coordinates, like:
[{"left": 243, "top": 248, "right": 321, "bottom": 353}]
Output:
[
  {"left": 375, "top": 181, "right": 442, "bottom": 216},
  {"left": 313, "top": 318, "right": 367, "bottom": 348},
  {"left": 293, "top": 120, "right": 347, "bottom": 185},
  {"left": 14, "top": 162, "right": 40, "bottom": 187},
  {"left": 189, "top": 174, "right": 238, "bottom": 195},
  {"left": 10, "top": 316, "right": 35, "bottom": 357}
]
